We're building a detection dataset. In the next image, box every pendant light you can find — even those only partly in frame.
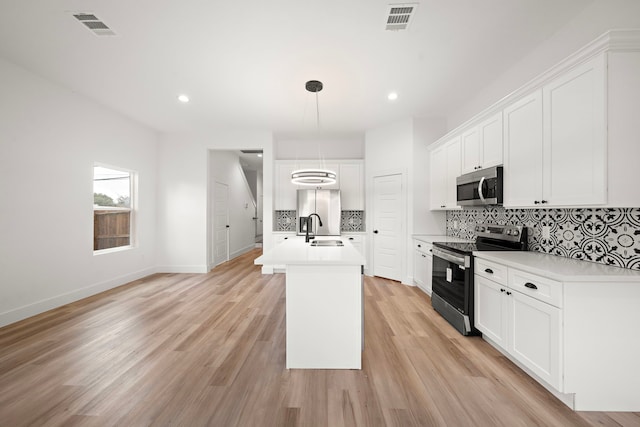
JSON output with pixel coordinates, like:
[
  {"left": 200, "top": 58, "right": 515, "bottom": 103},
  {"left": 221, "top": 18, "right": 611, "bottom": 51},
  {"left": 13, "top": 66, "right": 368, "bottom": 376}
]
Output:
[{"left": 291, "top": 80, "right": 337, "bottom": 186}]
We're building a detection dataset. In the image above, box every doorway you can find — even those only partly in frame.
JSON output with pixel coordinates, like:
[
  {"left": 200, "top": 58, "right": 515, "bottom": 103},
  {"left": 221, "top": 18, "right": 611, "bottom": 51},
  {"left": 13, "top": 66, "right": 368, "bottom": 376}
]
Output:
[
  {"left": 372, "top": 172, "right": 404, "bottom": 281},
  {"left": 213, "top": 181, "right": 229, "bottom": 266}
]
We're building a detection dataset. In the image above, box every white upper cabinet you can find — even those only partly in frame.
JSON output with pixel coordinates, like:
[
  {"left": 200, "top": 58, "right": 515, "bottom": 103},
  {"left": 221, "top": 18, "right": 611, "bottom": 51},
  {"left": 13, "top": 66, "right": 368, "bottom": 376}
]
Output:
[
  {"left": 430, "top": 137, "right": 461, "bottom": 210},
  {"left": 428, "top": 31, "right": 640, "bottom": 209},
  {"left": 503, "top": 90, "right": 544, "bottom": 207},
  {"left": 479, "top": 112, "right": 503, "bottom": 169},
  {"left": 461, "top": 112, "right": 503, "bottom": 174},
  {"left": 461, "top": 127, "right": 480, "bottom": 174},
  {"left": 429, "top": 145, "right": 447, "bottom": 210},
  {"left": 275, "top": 163, "right": 299, "bottom": 210},
  {"left": 504, "top": 54, "right": 607, "bottom": 208},
  {"left": 542, "top": 54, "right": 607, "bottom": 206},
  {"left": 339, "top": 162, "right": 364, "bottom": 210}
]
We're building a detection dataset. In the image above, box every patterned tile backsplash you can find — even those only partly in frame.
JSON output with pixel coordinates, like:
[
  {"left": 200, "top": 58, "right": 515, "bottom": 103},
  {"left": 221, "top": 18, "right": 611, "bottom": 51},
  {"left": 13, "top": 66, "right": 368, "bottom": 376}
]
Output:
[
  {"left": 447, "top": 207, "right": 640, "bottom": 270},
  {"left": 274, "top": 210, "right": 365, "bottom": 232}
]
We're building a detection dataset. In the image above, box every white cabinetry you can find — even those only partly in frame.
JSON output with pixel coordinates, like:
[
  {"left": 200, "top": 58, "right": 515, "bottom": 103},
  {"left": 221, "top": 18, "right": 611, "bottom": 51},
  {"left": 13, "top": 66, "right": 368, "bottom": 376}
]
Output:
[
  {"left": 475, "top": 259, "right": 562, "bottom": 391},
  {"left": 542, "top": 54, "right": 606, "bottom": 206},
  {"left": 275, "top": 160, "right": 364, "bottom": 211},
  {"left": 430, "top": 137, "right": 461, "bottom": 210},
  {"left": 343, "top": 234, "right": 365, "bottom": 257},
  {"left": 339, "top": 162, "right": 364, "bottom": 210},
  {"left": 504, "top": 54, "right": 607, "bottom": 208},
  {"left": 413, "top": 240, "right": 433, "bottom": 294},
  {"left": 461, "top": 112, "right": 503, "bottom": 174},
  {"left": 275, "top": 163, "right": 299, "bottom": 210},
  {"left": 503, "top": 90, "right": 544, "bottom": 207}
]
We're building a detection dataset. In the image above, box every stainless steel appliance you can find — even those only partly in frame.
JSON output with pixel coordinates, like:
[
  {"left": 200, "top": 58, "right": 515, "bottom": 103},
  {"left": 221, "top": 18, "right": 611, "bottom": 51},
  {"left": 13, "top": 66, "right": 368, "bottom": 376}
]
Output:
[
  {"left": 456, "top": 165, "right": 503, "bottom": 206},
  {"left": 297, "top": 189, "right": 341, "bottom": 237},
  {"left": 431, "top": 223, "right": 527, "bottom": 336}
]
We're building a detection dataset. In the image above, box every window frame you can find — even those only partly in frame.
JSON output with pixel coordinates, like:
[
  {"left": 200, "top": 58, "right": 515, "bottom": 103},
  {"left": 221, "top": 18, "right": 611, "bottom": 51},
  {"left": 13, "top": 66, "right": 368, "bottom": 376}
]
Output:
[{"left": 93, "top": 162, "right": 137, "bottom": 255}]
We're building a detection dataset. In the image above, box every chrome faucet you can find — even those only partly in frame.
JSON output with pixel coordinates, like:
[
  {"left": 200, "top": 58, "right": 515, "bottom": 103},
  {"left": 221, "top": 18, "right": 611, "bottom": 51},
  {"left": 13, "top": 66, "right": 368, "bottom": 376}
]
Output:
[{"left": 305, "top": 213, "right": 323, "bottom": 243}]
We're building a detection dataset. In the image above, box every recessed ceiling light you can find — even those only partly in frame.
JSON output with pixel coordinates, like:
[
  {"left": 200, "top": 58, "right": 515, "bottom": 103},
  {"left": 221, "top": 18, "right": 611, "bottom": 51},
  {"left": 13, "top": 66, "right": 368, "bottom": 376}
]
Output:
[
  {"left": 388, "top": 92, "right": 398, "bottom": 101},
  {"left": 178, "top": 94, "right": 190, "bottom": 103}
]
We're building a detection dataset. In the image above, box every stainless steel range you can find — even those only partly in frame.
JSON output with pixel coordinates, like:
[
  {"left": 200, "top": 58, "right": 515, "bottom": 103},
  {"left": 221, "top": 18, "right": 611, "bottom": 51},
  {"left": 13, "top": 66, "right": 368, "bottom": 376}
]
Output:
[{"left": 431, "top": 223, "right": 528, "bottom": 336}]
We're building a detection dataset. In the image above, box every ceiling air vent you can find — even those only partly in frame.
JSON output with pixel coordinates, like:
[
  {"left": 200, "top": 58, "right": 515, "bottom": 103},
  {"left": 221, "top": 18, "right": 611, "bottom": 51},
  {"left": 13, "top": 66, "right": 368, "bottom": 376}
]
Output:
[
  {"left": 385, "top": 3, "right": 418, "bottom": 31},
  {"left": 72, "top": 13, "right": 116, "bottom": 36}
]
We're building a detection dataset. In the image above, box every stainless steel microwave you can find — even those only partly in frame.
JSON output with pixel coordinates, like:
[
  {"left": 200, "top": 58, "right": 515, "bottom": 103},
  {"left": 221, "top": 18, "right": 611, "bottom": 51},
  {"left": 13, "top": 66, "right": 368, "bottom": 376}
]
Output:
[{"left": 456, "top": 166, "right": 503, "bottom": 206}]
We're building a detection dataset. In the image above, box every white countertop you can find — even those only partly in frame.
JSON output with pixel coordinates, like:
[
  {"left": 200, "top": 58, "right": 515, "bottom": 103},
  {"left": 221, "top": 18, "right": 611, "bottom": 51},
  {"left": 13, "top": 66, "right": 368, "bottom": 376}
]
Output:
[
  {"left": 255, "top": 237, "right": 366, "bottom": 266},
  {"left": 412, "top": 234, "right": 473, "bottom": 244},
  {"left": 474, "top": 251, "right": 640, "bottom": 282}
]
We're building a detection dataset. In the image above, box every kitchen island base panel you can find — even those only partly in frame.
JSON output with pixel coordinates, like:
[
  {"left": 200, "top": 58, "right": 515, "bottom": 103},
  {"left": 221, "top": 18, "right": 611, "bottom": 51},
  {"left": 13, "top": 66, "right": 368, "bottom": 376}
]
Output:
[{"left": 286, "top": 264, "right": 362, "bottom": 369}]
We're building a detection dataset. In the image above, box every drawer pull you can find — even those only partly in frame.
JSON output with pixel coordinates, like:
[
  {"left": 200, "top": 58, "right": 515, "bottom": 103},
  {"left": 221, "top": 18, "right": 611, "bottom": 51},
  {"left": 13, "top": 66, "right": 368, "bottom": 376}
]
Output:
[
  {"left": 417, "top": 244, "right": 421, "bottom": 248},
  {"left": 524, "top": 282, "right": 538, "bottom": 290},
  {"left": 484, "top": 268, "right": 493, "bottom": 274},
  {"left": 349, "top": 237, "right": 354, "bottom": 240}
]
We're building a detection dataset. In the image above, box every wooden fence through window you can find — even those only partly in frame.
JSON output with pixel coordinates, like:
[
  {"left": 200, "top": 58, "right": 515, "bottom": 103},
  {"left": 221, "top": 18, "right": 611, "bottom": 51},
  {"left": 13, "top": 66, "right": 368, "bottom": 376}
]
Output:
[{"left": 94, "top": 209, "right": 130, "bottom": 250}]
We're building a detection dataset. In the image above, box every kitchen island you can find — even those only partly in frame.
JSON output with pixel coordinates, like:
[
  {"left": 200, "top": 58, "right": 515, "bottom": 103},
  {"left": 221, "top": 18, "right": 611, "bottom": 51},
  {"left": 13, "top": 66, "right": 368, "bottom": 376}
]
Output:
[{"left": 254, "top": 237, "right": 366, "bottom": 369}]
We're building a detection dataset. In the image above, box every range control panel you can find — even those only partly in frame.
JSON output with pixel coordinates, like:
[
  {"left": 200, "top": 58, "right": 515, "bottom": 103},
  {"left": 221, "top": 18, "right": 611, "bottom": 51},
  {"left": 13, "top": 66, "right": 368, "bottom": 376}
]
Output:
[{"left": 475, "top": 223, "right": 525, "bottom": 242}]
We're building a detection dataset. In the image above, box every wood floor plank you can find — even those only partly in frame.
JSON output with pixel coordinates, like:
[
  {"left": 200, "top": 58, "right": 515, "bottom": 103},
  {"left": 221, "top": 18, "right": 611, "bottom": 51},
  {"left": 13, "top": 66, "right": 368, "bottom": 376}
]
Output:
[{"left": 0, "top": 248, "right": 638, "bottom": 426}]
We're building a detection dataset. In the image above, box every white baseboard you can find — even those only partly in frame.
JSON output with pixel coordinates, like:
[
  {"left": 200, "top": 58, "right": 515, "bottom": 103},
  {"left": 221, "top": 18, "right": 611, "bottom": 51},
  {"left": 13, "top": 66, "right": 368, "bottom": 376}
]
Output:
[{"left": 0, "top": 266, "right": 157, "bottom": 328}]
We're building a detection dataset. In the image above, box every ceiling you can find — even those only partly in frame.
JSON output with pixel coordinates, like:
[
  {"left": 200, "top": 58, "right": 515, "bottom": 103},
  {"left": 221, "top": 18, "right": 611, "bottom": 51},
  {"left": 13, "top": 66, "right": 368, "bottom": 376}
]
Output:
[{"left": 0, "top": 0, "right": 594, "bottom": 136}]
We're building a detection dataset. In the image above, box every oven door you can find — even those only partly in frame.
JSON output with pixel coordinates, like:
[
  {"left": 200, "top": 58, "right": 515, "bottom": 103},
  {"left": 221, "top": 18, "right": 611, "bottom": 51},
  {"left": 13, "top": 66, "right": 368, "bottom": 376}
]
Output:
[{"left": 431, "top": 248, "right": 472, "bottom": 315}]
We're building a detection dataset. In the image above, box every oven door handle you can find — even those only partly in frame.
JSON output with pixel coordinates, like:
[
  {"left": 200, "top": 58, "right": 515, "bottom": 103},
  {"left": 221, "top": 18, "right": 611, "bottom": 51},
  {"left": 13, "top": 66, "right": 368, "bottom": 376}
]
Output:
[
  {"left": 478, "top": 176, "right": 487, "bottom": 204},
  {"left": 432, "top": 248, "right": 466, "bottom": 267}
]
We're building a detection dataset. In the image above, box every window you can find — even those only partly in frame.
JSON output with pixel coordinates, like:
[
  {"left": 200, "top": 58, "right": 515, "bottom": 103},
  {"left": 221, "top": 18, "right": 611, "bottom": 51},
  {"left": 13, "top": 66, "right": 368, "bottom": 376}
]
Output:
[{"left": 93, "top": 165, "right": 134, "bottom": 252}]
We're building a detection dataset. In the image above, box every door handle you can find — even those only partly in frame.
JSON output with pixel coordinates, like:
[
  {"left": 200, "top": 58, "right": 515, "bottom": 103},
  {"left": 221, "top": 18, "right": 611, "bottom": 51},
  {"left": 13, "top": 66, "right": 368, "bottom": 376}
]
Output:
[
  {"left": 373, "top": 230, "right": 379, "bottom": 234},
  {"left": 226, "top": 225, "right": 230, "bottom": 228}
]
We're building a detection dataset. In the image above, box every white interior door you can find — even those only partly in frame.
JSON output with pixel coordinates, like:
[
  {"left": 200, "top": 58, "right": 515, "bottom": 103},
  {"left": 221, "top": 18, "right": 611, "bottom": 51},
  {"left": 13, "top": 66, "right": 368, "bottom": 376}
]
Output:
[
  {"left": 214, "top": 182, "right": 229, "bottom": 266},
  {"left": 372, "top": 173, "right": 403, "bottom": 281}
]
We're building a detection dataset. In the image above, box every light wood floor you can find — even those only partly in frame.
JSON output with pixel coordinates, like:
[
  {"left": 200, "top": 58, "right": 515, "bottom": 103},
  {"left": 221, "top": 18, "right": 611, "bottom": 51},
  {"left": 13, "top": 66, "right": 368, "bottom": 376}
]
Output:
[{"left": 1, "top": 249, "right": 639, "bottom": 427}]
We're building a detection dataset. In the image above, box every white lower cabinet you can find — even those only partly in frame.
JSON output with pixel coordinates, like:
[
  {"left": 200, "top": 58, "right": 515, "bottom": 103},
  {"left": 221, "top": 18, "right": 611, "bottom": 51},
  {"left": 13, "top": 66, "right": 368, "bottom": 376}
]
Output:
[
  {"left": 413, "top": 240, "right": 433, "bottom": 294},
  {"left": 508, "top": 290, "right": 561, "bottom": 390},
  {"left": 343, "top": 234, "right": 365, "bottom": 257},
  {"left": 475, "top": 260, "right": 562, "bottom": 391}
]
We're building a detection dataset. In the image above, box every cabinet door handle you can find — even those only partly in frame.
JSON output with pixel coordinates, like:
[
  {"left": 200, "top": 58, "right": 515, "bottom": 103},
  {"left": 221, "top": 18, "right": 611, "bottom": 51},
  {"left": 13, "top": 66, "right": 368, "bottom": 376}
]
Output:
[
  {"left": 524, "top": 282, "right": 538, "bottom": 290},
  {"left": 373, "top": 230, "right": 379, "bottom": 234},
  {"left": 506, "top": 291, "right": 512, "bottom": 295},
  {"left": 422, "top": 254, "right": 426, "bottom": 258},
  {"left": 484, "top": 268, "right": 493, "bottom": 274},
  {"left": 417, "top": 244, "right": 421, "bottom": 248},
  {"left": 534, "top": 200, "right": 540, "bottom": 204},
  {"left": 349, "top": 237, "right": 354, "bottom": 240},
  {"left": 541, "top": 200, "right": 548, "bottom": 204},
  {"left": 500, "top": 288, "right": 505, "bottom": 293}
]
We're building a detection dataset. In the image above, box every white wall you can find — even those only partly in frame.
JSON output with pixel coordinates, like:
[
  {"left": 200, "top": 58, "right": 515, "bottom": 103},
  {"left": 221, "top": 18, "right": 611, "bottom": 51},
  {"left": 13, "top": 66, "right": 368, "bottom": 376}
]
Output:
[
  {"left": 364, "top": 118, "right": 446, "bottom": 284},
  {"left": 209, "top": 150, "right": 258, "bottom": 264},
  {"left": 157, "top": 131, "right": 273, "bottom": 273},
  {"left": 0, "top": 57, "right": 158, "bottom": 327},
  {"left": 448, "top": 0, "right": 640, "bottom": 130}
]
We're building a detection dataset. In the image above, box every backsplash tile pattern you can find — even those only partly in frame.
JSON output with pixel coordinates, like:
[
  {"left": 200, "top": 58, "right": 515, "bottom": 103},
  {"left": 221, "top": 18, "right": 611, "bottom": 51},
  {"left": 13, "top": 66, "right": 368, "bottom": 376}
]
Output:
[
  {"left": 274, "top": 210, "right": 296, "bottom": 231},
  {"left": 341, "top": 210, "right": 365, "bottom": 232},
  {"left": 447, "top": 207, "right": 640, "bottom": 270},
  {"left": 274, "top": 210, "right": 365, "bottom": 232}
]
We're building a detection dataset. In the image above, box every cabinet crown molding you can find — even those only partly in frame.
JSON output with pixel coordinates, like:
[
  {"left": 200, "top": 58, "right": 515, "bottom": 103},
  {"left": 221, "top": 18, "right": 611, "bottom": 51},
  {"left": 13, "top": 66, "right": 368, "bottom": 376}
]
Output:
[{"left": 428, "top": 29, "right": 640, "bottom": 151}]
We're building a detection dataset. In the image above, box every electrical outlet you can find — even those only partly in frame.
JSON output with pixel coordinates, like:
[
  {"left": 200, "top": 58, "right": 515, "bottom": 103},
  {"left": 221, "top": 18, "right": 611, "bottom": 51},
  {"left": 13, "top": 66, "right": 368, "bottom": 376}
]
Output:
[{"left": 542, "top": 226, "right": 551, "bottom": 239}]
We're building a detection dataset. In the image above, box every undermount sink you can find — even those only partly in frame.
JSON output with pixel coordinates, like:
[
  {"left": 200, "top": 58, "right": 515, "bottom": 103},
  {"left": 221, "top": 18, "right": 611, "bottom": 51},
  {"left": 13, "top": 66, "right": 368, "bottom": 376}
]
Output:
[{"left": 310, "top": 239, "right": 344, "bottom": 247}]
